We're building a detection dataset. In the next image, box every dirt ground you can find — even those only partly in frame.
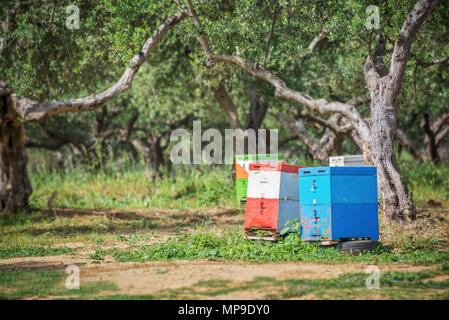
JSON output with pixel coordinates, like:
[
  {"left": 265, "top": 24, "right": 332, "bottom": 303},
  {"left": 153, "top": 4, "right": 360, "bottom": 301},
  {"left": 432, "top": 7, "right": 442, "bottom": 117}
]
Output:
[
  {"left": 1, "top": 206, "right": 448, "bottom": 299},
  {"left": 0, "top": 254, "right": 437, "bottom": 299}
]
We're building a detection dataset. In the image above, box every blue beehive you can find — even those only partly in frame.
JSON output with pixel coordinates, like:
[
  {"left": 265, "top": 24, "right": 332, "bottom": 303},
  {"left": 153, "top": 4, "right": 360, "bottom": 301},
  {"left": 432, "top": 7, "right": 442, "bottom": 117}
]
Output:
[{"left": 298, "top": 167, "right": 379, "bottom": 241}]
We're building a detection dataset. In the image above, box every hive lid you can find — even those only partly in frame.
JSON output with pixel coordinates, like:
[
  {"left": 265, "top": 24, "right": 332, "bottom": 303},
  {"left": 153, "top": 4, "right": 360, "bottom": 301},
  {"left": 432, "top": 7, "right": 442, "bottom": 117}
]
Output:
[
  {"left": 298, "top": 166, "right": 376, "bottom": 176},
  {"left": 249, "top": 163, "right": 306, "bottom": 173},
  {"left": 329, "top": 155, "right": 365, "bottom": 161},
  {"left": 235, "top": 154, "right": 284, "bottom": 161}
]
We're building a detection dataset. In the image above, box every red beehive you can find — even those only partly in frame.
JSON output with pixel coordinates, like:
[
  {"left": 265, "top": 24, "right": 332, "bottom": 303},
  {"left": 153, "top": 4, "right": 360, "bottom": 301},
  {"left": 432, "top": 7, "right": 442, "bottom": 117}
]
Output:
[{"left": 245, "top": 163, "right": 306, "bottom": 233}]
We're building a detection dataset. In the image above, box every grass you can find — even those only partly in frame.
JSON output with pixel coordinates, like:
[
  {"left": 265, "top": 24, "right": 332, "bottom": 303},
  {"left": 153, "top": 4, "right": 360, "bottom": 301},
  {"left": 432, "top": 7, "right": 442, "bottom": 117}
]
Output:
[
  {"left": 0, "top": 208, "right": 168, "bottom": 249},
  {"left": 1, "top": 267, "right": 448, "bottom": 300},
  {"left": 95, "top": 270, "right": 449, "bottom": 300},
  {"left": 0, "top": 270, "right": 118, "bottom": 299},
  {"left": 29, "top": 165, "right": 238, "bottom": 210},
  {"left": 277, "top": 270, "right": 449, "bottom": 300},
  {"left": 0, "top": 159, "right": 448, "bottom": 299},
  {"left": 0, "top": 245, "right": 75, "bottom": 259},
  {"left": 25, "top": 157, "right": 449, "bottom": 211},
  {"left": 0, "top": 159, "right": 448, "bottom": 260},
  {"left": 90, "top": 229, "right": 449, "bottom": 265},
  {"left": 24, "top": 155, "right": 449, "bottom": 210},
  {"left": 401, "top": 160, "right": 449, "bottom": 202}
]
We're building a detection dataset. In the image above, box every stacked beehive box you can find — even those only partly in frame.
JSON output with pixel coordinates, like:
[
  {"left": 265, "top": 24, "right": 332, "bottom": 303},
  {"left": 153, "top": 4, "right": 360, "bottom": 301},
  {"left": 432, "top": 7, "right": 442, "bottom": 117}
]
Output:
[
  {"left": 235, "top": 154, "right": 283, "bottom": 202},
  {"left": 244, "top": 163, "right": 305, "bottom": 233},
  {"left": 298, "top": 167, "right": 379, "bottom": 241},
  {"left": 329, "top": 155, "right": 367, "bottom": 167},
  {"left": 329, "top": 155, "right": 381, "bottom": 200}
]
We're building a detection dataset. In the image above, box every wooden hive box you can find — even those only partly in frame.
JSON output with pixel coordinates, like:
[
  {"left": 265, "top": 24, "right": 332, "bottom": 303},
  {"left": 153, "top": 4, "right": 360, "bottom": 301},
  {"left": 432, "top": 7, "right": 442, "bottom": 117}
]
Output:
[
  {"left": 244, "top": 163, "right": 306, "bottom": 233},
  {"left": 235, "top": 154, "right": 283, "bottom": 202},
  {"left": 329, "top": 154, "right": 381, "bottom": 200},
  {"left": 329, "top": 155, "right": 367, "bottom": 167},
  {"left": 298, "top": 167, "right": 379, "bottom": 241}
]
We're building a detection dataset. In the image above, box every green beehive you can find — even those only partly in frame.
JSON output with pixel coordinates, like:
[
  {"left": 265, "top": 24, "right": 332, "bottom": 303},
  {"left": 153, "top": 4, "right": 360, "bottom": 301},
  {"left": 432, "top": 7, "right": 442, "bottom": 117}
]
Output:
[{"left": 235, "top": 154, "right": 284, "bottom": 203}]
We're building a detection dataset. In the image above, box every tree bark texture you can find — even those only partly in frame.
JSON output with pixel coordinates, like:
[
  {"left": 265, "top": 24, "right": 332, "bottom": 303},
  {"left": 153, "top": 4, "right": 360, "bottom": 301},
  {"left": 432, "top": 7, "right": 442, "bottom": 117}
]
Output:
[
  {"left": 368, "top": 81, "right": 416, "bottom": 224},
  {"left": 0, "top": 92, "right": 32, "bottom": 216}
]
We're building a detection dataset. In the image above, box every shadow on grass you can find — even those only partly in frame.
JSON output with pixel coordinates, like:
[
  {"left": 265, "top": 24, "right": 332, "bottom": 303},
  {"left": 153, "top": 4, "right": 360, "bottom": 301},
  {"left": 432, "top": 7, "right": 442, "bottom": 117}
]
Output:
[
  {"left": 2, "top": 207, "right": 243, "bottom": 238},
  {"left": 0, "top": 260, "right": 86, "bottom": 272},
  {"left": 35, "top": 207, "right": 243, "bottom": 221}
]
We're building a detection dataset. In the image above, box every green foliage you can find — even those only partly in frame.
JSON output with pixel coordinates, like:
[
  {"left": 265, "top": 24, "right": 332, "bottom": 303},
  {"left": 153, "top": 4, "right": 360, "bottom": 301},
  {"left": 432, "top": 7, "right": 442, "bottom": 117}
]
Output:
[
  {"left": 401, "top": 160, "right": 449, "bottom": 201},
  {"left": 394, "top": 234, "right": 442, "bottom": 252},
  {"left": 28, "top": 163, "right": 238, "bottom": 209},
  {"left": 26, "top": 158, "right": 449, "bottom": 211},
  {"left": 1, "top": 0, "right": 180, "bottom": 99},
  {"left": 0, "top": 245, "right": 75, "bottom": 259},
  {"left": 2, "top": 0, "right": 449, "bottom": 169},
  {"left": 100, "top": 229, "right": 449, "bottom": 265},
  {"left": 439, "top": 262, "right": 449, "bottom": 272},
  {"left": 280, "top": 218, "right": 301, "bottom": 235},
  {"left": 2, "top": 0, "right": 447, "bottom": 175}
]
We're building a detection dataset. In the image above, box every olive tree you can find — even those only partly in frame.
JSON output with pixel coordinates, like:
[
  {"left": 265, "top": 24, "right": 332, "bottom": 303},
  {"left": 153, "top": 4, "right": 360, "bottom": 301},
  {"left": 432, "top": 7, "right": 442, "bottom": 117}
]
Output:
[
  {"left": 0, "top": 1, "right": 191, "bottom": 215},
  {"left": 180, "top": 0, "right": 444, "bottom": 224}
]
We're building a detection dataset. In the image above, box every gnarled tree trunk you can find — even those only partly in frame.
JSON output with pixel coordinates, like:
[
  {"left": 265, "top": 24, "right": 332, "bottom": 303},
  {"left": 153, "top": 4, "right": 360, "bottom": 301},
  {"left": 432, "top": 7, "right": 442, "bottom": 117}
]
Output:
[
  {"left": 145, "top": 142, "right": 165, "bottom": 181},
  {"left": 0, "top": 93, "right": 32, "bottom": 216},
  {"left": 369, "top": 83, "right": 416, "bottom": 224}
]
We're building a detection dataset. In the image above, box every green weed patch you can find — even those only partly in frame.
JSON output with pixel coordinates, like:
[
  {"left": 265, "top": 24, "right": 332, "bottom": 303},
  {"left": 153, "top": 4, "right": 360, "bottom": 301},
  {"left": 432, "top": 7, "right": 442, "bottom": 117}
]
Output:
[
  {"left": 95, "top": 230, "right": 449, "bottom": 264},
  {"left": 0, "top": 246, "right": 75, "bottom": 259}
]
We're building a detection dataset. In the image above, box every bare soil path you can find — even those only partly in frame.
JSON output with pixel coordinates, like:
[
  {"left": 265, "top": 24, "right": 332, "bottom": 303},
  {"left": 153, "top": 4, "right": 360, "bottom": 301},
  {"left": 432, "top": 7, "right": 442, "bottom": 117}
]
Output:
[{"left": 0, "top": 254, "right": 436, "bottom": 299}]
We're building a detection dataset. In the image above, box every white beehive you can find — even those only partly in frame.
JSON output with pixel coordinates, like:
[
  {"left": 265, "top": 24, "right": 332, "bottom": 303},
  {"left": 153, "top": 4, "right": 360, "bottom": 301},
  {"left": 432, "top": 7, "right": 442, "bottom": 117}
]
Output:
[{"left": 329, "top": 155, "right": 367, "bottom": 167}]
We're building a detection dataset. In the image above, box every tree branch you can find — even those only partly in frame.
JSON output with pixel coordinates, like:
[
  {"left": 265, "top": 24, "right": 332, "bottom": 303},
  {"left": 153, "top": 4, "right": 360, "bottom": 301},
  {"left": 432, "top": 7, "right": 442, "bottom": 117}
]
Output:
[
  {"left": 388, "top": 0, "right": 440, "bottom": 95},
  {"left": 185, "top": 1, "right": 371, "bottom": 142},
  {"left": 0, "top": 1, "right": 23, "bottom": 57},
  {"left": 186, "top": 0, "right": 213, "bottom": 58},
  {"left": 262, "top": 2, "right": 279, "bottom": 67},
  {"left": 25, "top": 137, "right": 67, "bottom": 151},
  {"left": 432, "top": 113, "right": 449, "bottom": 135},
  {"left": 164, "top": 113, "right": 194, "bottom": 133},
  {"left": 394, "top": 128, "right": 424, "bottom": 161},
  {"left": 212, "top": 84, "right": 241, "bottom": 129},
  {"left": 296, "top": 111, "right": 352, "bottom": 137},
  {"left": 9, "top": 9, "right": 189, "bottom": 122},
  {"left": 272, "top": 112, "right": 320, "bottom": 152},
  {"left": 299, "top": 28, "right": 328, "bottom": 59},
  {"left": 271, "top": 111, "right": 342, "bottom": 161},
  {"left": 417, "top": 55, "right": 449, "bottom": 68},
  {"left": 101, "top": 110, "right": 139, "bottom": 142},
  {"left": 413, "top": 54, "right": 449, "bottom": 103},
  {"left": 39, "top": 121, "right": 93, "bottom": 159},
  {"left": 435, "top": 123, "right": 449, "bottom": 147}
]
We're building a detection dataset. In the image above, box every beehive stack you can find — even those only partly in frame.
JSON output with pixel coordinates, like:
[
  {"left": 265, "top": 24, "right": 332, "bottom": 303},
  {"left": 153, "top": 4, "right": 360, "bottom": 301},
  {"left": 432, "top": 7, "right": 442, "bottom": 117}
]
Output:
[
  {"left": 298, "top": 167, "right": 379, "bottom": 241},
  {"left": 235, "top": 154, "right": 283, "bottom": 203},
  {"left": 329, "top": 155, "right": 367, "bottom": 167},
  {"left": 244, "top": 163, "right": 305, "bottom": 233},
  {"left": 329, "top": 155, "right": 381, "bottom": 200}
]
